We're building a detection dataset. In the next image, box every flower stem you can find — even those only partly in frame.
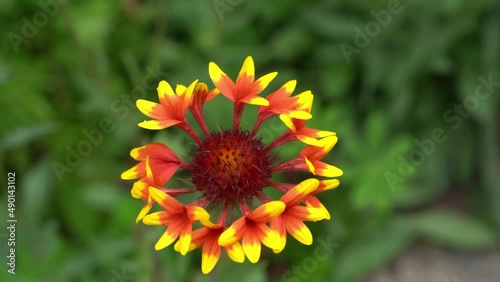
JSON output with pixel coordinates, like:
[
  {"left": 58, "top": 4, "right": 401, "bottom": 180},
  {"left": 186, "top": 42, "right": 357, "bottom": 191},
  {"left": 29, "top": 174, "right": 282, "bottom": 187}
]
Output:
[
  {"left": 179, "top": 120, "right": 202, "bottom": 145},
  {"left": 160, "top": 188, "right": 198, "bottom": 196},
  {"left": 251, "top": 115, "right": 265, "bottom": 136},
  {"left": 269, "top": 182, "right": 294, "bottom": 192},
  {"left": 190, "top": 107, "right": 211, "bottom": 137},
  {"left": 233, "top": 103, "right": 245, "bottom": 129},
  {"left": 217, "top": 204, "right": 229, "bottom": 225},
  {"left": 266, "top": 131, "right": 296, "bottom": 151},
  {"left": 238, "top": 200, "right": 251, "bottom": 216}
]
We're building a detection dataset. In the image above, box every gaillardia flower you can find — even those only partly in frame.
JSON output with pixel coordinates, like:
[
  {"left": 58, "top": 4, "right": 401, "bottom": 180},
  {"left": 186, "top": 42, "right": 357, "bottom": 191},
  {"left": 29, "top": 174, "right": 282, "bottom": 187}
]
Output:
[{"left": 121, "top": 56, "right": 342, "bottom": 274}]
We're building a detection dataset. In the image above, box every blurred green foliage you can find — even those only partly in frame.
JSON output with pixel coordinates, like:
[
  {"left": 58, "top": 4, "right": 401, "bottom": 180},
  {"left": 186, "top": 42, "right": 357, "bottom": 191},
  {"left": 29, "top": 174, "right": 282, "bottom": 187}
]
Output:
[{"left": 0, "top": 0, "right": 499, "bottom": 281}]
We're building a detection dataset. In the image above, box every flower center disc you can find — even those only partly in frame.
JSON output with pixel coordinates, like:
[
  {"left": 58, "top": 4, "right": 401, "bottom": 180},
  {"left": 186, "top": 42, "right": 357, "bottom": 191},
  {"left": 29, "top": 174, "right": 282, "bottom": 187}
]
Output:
[{"left": 191, "top": 129, "right": 272, "bottom": 205}]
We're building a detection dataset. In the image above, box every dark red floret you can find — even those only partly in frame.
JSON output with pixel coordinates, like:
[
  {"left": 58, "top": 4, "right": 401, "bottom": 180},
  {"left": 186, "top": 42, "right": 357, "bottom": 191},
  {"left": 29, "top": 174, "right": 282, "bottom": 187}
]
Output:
[{"left": 191, "top": 129, "right": 272, "bottom": 205}]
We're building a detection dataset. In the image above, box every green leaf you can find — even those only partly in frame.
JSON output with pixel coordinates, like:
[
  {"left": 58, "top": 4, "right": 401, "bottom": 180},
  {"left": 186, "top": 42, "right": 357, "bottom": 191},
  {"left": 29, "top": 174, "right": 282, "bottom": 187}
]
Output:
[
  {"left": 333, "top": 219, "right": 413, "bottom": 282},
  {"left": 193, "top": 257, "right": 268, "bottom": 282},
  {"left": 81, "top": 182, "right": 122, "bottom": 211},
  {"left": 20, "top": 158, "right": 55, "bottom": 222},
  {"left": 0, "top": 123, "right": 58, "bottom": 151},
  {"left": 410, "top": 210, "right": 497, "bottom": 250},
  {"left": 58, "top": 181, "right": 100, "bottom": 241}
]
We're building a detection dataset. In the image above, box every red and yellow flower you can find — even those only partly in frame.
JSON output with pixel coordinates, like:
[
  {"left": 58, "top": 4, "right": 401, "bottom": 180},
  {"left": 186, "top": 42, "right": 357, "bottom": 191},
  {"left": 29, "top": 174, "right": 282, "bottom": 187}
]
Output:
[
  {"left": 174, "top": 224, "right": 245, "bottom": 274},
  {"left": 121, "top": 56, "right": 342, "bottom": 274},
  {"left": 218, "top": 201, "right": 285, "bottom": 263},
  {"left": 270, "top": 179, "right": 330, "bottom": 253}
]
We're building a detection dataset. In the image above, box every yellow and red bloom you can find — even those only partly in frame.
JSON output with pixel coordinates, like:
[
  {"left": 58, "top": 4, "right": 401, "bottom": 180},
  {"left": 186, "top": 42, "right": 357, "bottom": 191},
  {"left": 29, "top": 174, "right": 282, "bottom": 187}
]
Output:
[
  {"left": 174, "top": 223, "right": 245, "bottom": 274},
  {"left": 304, "top": 179, "right": 340, "bottom": 220},
  {"left": 121, "top": 56, "right": 342, "bottom": 274},
  {"left": 121, "top": 143, "right": 192, "bottom": 222},
  {"left": 264, "top": 94, "right": 335, "bottom": 148},
  {"left": 136, "top": 79, "right": 202, "bottom": 143},
  {"left": 270, "top": 179, "right": 330, "bottom": 253},
  {"left": 252, "top": 80, "right": 313, "bottom": 134},
  {"left": 273, "top": 136, "right": 343, "bottom": 177},
  {"left": 142, "top": 187, "right": 212, "bottom": 254},
  {"left": 218, "top": 201, "right": 285, "bottom": 263},
  {"left": 278, "top": 114, "right": 336, "bottom": 146},
  {"left": 189, "top": 83, "right": 220, "bottom": 136},
  {"left": 209, "top": 56, "right": 276, "bottom": 128},
  {"left": 121, "top": 143, "right": 185, "bottom": 190}
]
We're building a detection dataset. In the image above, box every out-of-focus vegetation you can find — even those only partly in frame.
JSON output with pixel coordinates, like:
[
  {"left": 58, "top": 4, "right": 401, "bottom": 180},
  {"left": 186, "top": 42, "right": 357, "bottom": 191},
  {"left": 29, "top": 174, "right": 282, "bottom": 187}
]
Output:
[{"left": 0, "top": 0, "right": 499, "bottom": 281}]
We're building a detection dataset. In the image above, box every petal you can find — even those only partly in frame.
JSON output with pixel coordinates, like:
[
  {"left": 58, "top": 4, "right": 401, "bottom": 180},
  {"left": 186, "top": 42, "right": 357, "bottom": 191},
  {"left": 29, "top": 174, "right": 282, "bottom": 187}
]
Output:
[
  {"left": 292, "top": 119, "right": 308, "bottom": 130},
  {"left": 209, "top": 62, "right": 236, "bottom": 102},
  {"left": 201, "top": 240, "right": 221, "bottom": 274},
  {"left": 177, "top": 226, "right": 193, "bottom": 255},
  {"left": 315, "top": 130, "right": 337, "bottom": 138},
  {"left": 174, "top": 226, "right": 209, "bottom": 253},
  {"left": 142, "top": 211, "right": 169, "bottom": 226},
  {"left": 237, "top": 56, "right": 255, "bottom": 80},
  {"left": 191, "top": 83, "right": 207, "bottom": 108},
  {"left": 257, "top": 224, "right": 284, "bottom": 251},
  {"left": 287, "top": 206, "right": 329, "bottom": 222},
  {"left": 265, "top": 79, "right": 296, "bottom": 102},
  {"left": 208, "top": 62, "right": 224, "bottom": 82},
  {"left": 239, "top": 95, "right": 269, "bottom": 106},
  {"left": 175, "top": 84, "right": 187, "bottom": 95},
  {"left": 218, "top": 217, "right": 246, "bottom": 246},
  {"left": 313, "top": 161, "right": 344, "bottom": 177},
  {"left": 224, "top": 241, "right": 245, "bottom": 263},
  {"left": 279, "top": 114, "right": 297, "bottom": 132},
  {"left": 148, "top": 187, "right": 185, "bottom": 214},
  {"left": 131, "top": 144, "right": 181, "bottom": 186},
  {"left": 183, "top": 79, "right": 199, "bottom": 101},
  {"left": 304, "top": 157, "right": 316, "bottom": 175},
  {"left": 297, "top": 91, "right": 314, "bottom": 112},
  {"left": 190, "top": 227, "right": 213, "bottom": 248},
  {"left": 130, "top": 179, "right": 148, "bottom": 199},
  {"left": 258, "top": 80, "right": 297, "bottom": 116},
  {"left": 305, "top": 195, "right": 331, "bottom": 220},
  {"left": 280, "top": 178, "right": 319, "bottom": 207},
  {"left": 148, "top": 160, "right": 180, "bottom": 186},
  {"left": 294, "top": 91, "right": 314, "bottom": 110},
  {"left": 207, "top": 88, "right": 220, "bottom": 101},
  {"left": 242, "top": 228, "right": 261, "bottom": 264},
  {"left": 121, "top": 163, "right": 144, "bottom": 180},
  {"left": 248, "top": 201, "right": 286, "bottom": 222},
  {"left": 138, "top": 119, "right": 181, "bottom": 130},
  {"left": 135, "top": 196, "right": 154, "bottom": 223},
  {"left": 287, "top": 110, "right": 312, "bottom": 120},
  {"left": 130, "top": 145, "right": 145, "bottom": 160},
  {"left": 157, "top": 80, "right": 176, "bottom": 102},
  {"left": 286, "top": 219, "right": 313, "bottom": 245},
  {"left": 270, "top": 216, "right": 287, "bottom": 253},
  {"left": 173, "top": 240, "right": 197, "bottom": 253},
  {"left": 282, "top": 80, "right": 297, "bottom": 94},
  {"left": 300, "top": 136, "right": 338, "bottom": 160},
  {"left": 145, "top": 156, "right": 153, "bottom": 182},
  {"left": 255, "top": 72, "right": 278, "bottom": 91},
  {"left": 136, "top": 99, "right": 169, "bottom": 120},
  {"left": 186, "top": 206, "right": 216, "bottom": 227},
  {"left": 316, "top": 179, "right": 341, "bottom": 193},
  {"left": 132, "top": 143, "right": 181, "bottom": 161},
  {"left": 298, "top": 128, "right": 336, "bottom": 139},
  {"left": 154, "top": 226, "right": 179, "bottom": 250},
  {"left": 297, "top": 135, "right": 322, "bottom": 146}
]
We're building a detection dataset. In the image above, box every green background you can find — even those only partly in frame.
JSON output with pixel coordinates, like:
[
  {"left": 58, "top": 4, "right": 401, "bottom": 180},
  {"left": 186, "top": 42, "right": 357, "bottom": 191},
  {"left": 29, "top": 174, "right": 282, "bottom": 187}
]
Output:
[{"left": 1, "top": 0, "right": 499, "bottom": 281}]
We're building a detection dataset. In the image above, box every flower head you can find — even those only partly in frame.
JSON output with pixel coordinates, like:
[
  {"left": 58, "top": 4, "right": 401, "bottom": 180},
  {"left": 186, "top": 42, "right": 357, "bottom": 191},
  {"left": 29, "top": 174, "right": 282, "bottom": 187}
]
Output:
[{"left": 121, "top": 56, "right": 342, "bottom": 273}]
